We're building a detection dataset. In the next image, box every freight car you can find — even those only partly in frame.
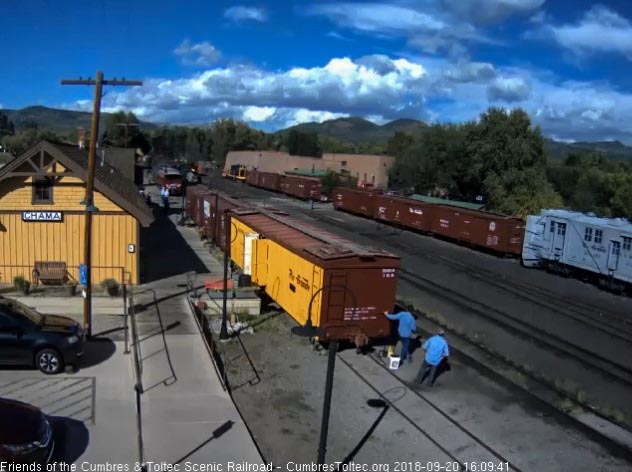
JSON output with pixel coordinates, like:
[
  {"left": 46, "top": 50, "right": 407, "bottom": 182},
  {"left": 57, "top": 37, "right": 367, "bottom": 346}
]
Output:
[
  {"left": 224, "top": 206, "right": 400, "bottom": 345},
  {"left": 185, "top": 185, "right": 213, "bottom": 227},
  {"left": 279, "top": 174, "right": 323, "bottom": 201},
  {"left": 333, "top": 187, "right": 525, "bottom": 256},
  {"left": 522, "top": 209, "right": 632, "bottom": 292},
  {"left": 186, "top": 190, "right": 246, "bottom": 248}
]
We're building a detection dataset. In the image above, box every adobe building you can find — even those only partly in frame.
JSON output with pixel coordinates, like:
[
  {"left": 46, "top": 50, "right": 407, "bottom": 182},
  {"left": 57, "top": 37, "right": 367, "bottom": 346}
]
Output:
[
  {"left": 224, "top": 151, "right": 395, "bottom": 188},
  {"left": 0, "top": 140, "right": 153, "bottom": 286}
]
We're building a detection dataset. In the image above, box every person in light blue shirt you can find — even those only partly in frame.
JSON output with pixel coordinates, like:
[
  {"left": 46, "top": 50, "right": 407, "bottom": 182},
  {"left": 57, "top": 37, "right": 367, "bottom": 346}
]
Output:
[
  {"left": 416, "top": 330, "right": 450, "bottom": 386},
  {"left": 384, "top": 310, "right": 417, "bottom": 365}
]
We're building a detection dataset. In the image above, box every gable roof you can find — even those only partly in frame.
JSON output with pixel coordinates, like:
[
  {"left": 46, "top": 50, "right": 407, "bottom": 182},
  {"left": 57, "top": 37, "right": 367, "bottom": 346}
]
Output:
[{"left": 0, "top": 140, "right": 153, "bottom": 227}]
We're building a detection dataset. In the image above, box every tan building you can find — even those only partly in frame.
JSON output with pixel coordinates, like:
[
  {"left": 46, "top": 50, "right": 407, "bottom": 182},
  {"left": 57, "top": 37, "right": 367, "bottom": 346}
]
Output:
[{"left": 225, "top": 151, "right": 395, "bottom": 189}]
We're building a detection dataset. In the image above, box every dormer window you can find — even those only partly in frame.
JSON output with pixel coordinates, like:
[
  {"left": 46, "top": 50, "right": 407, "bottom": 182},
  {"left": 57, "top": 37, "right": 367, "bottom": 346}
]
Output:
[{"left": 33, "top": 177, "right": 53, "bottom": 204}]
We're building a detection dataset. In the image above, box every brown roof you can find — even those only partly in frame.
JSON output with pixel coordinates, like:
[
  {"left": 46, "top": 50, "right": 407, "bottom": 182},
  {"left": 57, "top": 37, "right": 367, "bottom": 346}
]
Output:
[
  {"left": 234, "top": 210, "right": 399, "bottom": 265},
  {"left": 0, "top": 140, "right": 154, "bottom": 227}
]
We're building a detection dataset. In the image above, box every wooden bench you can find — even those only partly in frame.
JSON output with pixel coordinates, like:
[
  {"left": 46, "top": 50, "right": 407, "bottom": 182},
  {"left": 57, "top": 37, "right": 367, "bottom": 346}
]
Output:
[{"left": 32, "top": 261, "right": 67, "bottom": 286}]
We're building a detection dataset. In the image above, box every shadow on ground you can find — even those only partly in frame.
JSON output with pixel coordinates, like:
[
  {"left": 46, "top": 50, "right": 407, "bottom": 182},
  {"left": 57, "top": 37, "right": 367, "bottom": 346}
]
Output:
[
  {"left": 78, "top": 338, "right": 116, "bottom": 370},
  {"left": 140, "top": 205, "right": 209, "bottom": 283},
  {"left": 50, "top": 415, "right": 90, "bottom": 463}
]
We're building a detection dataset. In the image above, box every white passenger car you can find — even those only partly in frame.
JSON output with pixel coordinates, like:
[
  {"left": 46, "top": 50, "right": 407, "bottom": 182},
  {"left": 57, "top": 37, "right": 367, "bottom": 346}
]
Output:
[{"left": 522, "top": 209, "right": 632, "bottom": 291}]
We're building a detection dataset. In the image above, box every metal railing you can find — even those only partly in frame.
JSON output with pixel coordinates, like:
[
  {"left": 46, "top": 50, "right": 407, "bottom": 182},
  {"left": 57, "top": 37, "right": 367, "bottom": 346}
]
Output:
[{"left": 126, "top": 289, "right": 146, "bottom": 470}]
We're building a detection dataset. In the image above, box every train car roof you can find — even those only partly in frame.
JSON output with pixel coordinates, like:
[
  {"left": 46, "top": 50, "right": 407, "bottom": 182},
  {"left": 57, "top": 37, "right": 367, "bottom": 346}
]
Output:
[
  {"left": 233, "top": 210, "right": 400, "bottom": 264},
  {"left": 538, "top": 209, "right": 632, "bottom": 231}
]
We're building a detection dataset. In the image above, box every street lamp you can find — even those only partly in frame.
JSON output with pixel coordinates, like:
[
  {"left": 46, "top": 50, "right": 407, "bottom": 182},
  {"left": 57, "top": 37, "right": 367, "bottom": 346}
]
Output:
[
  {"left": 291, "top": 285, "right": 357, "bottom": 465},
  {"left": 219, "top": 208, "right": 238, "bottom": 341}
]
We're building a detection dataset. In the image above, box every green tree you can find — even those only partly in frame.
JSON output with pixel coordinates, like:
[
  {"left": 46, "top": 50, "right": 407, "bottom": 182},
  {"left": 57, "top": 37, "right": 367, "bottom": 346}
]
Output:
[
  {"left": 286, "top": 129, "right": 322, "bottom": 157},
  {"left": 484, "top": 168, "right": 563, "bottom": 218},
  {"left": 386, "top": 131, "right": 414, "bottom": 158},
  {"left": 0, "top": 112, "right": 15, "bottom": 139},
  {"left": 102, "top": 111, "right": 151, "bottom": 153}
]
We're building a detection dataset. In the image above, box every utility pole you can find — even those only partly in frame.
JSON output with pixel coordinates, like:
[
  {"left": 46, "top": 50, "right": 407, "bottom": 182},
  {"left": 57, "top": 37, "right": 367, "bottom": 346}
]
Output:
[
  {"left": 61, "top": 71, "right": 142, "bottom": 338},
  {"left": 117, "top": 121, "right": 139, "bottom": 148}
]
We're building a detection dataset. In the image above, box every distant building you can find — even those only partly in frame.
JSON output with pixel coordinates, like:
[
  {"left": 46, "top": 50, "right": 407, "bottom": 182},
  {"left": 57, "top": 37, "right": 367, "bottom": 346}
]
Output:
[
  {"left": 0, "top": 140, "right": 153, "bottom": 286},
  {"left": 224, "top": 151, "right": 395, "bottom": 189}
]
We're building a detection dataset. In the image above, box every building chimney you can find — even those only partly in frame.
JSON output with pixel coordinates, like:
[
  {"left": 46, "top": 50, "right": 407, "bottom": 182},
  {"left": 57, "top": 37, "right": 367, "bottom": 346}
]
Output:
[{"left": 78, "top": 128, "right": 86, "bottom": 149}]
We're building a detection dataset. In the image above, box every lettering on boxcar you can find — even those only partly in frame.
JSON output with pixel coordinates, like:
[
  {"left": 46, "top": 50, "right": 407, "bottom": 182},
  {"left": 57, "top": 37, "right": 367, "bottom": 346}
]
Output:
[
  {"left": 486, "top": 235, "right": 499, "bottom": 246},
  {"left": 344, "top": 306, "right": 378, "bottom": 320},
  {"left": 382, "top": 268, "right": 396, "bottom": 278},
  {"left": 440, "top": 218, "right": 450, "bottom": 228}
]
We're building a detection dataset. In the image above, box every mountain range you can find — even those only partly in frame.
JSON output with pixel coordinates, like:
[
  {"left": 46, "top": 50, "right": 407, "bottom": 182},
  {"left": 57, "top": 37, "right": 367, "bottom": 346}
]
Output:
[{"left": 2, "top": 106, "right": 631, "bottom": 161}]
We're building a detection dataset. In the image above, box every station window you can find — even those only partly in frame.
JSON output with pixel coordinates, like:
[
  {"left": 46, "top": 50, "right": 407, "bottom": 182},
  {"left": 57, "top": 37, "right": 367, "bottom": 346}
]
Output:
[
  {"left": 584, "top": 227, "right": 593, "bottom": 242},
  {"left": 594, "top": 229, "right": 603, "bottom": 244},
  {"left": 623, "top": 237, "right": 631, "bottom": 252},
  {"left": 550, "top": 222, "right": 555, "bottom": 233},
  {"left": 557, "top": 223, "right": 566, "bottom": 236},
  {"left": 32, "top": 177, "right": 53, "bottom": 204}
]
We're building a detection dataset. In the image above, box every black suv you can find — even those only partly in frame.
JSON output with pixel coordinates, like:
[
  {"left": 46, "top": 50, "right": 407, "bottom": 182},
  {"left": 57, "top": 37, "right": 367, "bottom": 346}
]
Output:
[{"left": 0, "top": 297, "right": 83, "bottom": 374}]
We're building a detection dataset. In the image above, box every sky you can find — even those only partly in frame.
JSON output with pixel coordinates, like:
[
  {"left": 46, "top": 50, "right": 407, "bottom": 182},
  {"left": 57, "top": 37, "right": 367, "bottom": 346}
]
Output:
[{"left": 2, "top": 0, "right": 632, "bottom": 143}]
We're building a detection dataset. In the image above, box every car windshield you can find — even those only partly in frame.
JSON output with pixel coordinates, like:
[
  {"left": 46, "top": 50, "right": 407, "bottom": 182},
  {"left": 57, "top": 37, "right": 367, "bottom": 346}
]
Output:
[{"left": 0, "top": 300, "right": 45, "bottom": 325}]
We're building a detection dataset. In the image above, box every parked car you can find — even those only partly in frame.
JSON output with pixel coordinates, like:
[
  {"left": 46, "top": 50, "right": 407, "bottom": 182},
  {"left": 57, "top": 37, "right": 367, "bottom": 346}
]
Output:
[
  {"left": 0, "top": 297, "right": 83, "bottom": 374},
  {"left": 0, "top": 398, "right": 54, "bottom": 463}
]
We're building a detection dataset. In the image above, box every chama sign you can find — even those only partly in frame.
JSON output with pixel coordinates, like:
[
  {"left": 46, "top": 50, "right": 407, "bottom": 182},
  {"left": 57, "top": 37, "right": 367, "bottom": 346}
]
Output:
[{"left": 22, "top": 211, "right": 64, "bottom": 222}]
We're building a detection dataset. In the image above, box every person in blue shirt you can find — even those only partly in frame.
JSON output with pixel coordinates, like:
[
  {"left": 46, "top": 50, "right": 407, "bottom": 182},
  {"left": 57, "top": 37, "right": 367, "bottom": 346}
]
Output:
[
  {"left": 383, "top": 310, "right": 417, "bottom": 365},
  {"left": 416, "top": 330, "right": 450, "bottom": 386}
]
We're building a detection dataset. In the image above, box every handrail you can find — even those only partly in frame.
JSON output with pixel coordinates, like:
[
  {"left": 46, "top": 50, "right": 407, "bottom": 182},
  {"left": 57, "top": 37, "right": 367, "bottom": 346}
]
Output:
[{"left": 128, "top": 289, "right": 146, "bottom": 470}]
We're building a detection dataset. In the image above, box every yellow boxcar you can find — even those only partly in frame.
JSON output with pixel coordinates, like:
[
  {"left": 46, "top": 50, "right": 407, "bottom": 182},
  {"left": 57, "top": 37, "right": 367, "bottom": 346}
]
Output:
[{"left": 229, "top": 210, "right": 400, "bottom": 345}]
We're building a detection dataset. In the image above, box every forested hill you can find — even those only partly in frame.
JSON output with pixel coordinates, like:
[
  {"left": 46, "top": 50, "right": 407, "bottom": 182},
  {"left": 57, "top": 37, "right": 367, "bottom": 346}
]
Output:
[
  {"left": 3, "top": 106, "right": 632, "bottom": 161},
  {"left": 1, "top": 106, "right": 157, "bottom": 134},
  {"left": 279, "top": 117, "right": 427, "bottom": 144}
]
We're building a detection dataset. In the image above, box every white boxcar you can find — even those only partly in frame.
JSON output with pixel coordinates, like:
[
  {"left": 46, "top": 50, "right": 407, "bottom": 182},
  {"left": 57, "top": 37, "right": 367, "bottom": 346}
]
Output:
[{"left": 522, "top": 209, "right": 632, "bottom": 289}]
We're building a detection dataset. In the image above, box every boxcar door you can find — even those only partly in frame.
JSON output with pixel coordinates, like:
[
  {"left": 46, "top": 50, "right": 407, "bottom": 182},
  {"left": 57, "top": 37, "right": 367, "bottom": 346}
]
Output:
[
  {"left": 324, "top": 271, "right": 348, "bottom": 325},
  {"left": 243, "top": 233, "right": 259, "bottom": 275},
  {"left": 552, "top": 221, "right": 567, "bottom": 255},
  {"left": 607, "top": 240, "right": 621, "bottom": 271}
]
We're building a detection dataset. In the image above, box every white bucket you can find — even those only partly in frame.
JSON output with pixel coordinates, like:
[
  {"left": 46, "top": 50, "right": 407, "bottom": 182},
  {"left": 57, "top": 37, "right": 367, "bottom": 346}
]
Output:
[{"left": 389, "top": 356, "right": 401, "bottom": 370}]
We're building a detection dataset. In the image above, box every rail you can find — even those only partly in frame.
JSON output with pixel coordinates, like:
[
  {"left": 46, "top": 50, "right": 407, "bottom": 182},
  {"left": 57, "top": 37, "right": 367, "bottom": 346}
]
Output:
[{"left": 127, "top": 289, "right": 146, "bottom": 470}]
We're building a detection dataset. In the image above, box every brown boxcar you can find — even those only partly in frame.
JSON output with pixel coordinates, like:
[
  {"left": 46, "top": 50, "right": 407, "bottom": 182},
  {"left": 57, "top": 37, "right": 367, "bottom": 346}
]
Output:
[
  {"left": 332, "top": 187, "right": 380, "bottom": 218},
  {"left": 200, "top": 191, "right": 246, "bottom": 249},
  {"left": 258, "top": 171, "right": 282, "bottom": 192},
  {"left": 229, "top": 209, "right": 400, "bottom": 344},
  {"left": 281, "top": 175, "right": 322, "bottom": 200},
  {"left": 373, "top": 194, "right": 434, "bottom": 232},
  {"left": 429, "top": 205, "right": 524, "bottom": 254},
  {"left": 246, "top": 169, "right": 260, "bottom": 187},
  {"left": 186, "top": 185, "right": 213, "bottom": 227}
]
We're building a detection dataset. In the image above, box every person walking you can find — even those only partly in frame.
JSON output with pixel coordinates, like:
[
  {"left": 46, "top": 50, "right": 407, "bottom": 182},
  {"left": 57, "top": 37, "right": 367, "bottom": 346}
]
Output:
[
  {"left": 383, "top": 309, "right": 417, "bottom": 366},
  {"left": 161, "top": 186, "right": 170, "bottom": 214},
  {"left": 416, "top": 330, "right": 450, "bottom": 387}
]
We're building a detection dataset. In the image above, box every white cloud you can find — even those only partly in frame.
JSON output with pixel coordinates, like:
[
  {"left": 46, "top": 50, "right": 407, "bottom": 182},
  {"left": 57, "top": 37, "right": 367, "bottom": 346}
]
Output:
[
  {"left": 547, "top": 6, "right": 632, "bottom": 60},
  {"left": 444, "top": 0, "right": 545, "bottom": 24},
  {"left": 58, "top": 54, "right": 632, "bottom": 144},
  {"left": 444, "top": 61, "right": 496, "bottom": 82},
  {"left": 224, "top": 6, "right": 266, "bottom": 23},
  {"left": 306, "top": 3, "right": 445, "bottom": 34},
  {"left": 174, "top": 40, "right": 221, "bottom": 67},
  {"left": 488, "top": 76, "right": 531, "bottom": 102},
  {"left": 243, "top": 106, "right": 276, "bottom": 122}
]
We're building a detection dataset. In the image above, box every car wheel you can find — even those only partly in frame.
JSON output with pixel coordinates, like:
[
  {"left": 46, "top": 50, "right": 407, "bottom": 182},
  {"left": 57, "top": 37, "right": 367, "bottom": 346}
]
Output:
[{"left": 35, "top": 348, "right": 64, "bottom": 375}]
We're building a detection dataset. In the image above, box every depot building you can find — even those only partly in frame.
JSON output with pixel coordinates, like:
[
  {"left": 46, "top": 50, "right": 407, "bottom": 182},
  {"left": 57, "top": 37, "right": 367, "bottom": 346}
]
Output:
[{"left": 0, "top": 140, "right": 154, "bottom": 286}]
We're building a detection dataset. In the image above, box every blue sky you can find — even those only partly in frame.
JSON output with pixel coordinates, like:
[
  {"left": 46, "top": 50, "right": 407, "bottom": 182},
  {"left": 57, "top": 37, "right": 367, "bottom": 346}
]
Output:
[{"left": 2, "top": 0, "right": 632, "bottom": 143}]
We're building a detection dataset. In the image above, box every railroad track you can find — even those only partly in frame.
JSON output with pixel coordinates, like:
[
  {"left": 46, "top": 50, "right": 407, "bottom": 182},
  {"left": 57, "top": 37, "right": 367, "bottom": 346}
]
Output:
[
  {"left": 313, "top": 211, "right": 632, "bottom": 344},
  {"left": 335, "top": 352, "right": 521, "bottom": 472},
  {"left": 398, "top": 269, "right": 632, "bottom": 388},
  {"left": 391, "top": 243, "right": 632, "bottom": 343}
]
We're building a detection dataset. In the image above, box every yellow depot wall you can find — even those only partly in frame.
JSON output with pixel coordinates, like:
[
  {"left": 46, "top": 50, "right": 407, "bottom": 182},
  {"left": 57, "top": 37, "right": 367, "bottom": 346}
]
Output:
[
  {"left": 0, "top": 213, "right": 139, "bottom": 285},
  {"left": 0, "top": 174, "right": 120, "bottom": 211},
  {"left": 230, "top": 217, "right": 324, "bottom": 326},
  {"left": 0, "top": 168, "right": 140, "bottom": 286}
]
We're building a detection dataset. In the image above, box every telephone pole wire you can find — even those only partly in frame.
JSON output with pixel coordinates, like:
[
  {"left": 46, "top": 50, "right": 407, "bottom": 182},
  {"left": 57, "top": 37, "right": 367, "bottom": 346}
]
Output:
[{"left": 61, "top": 71, "right": 143, "bottom": 338}]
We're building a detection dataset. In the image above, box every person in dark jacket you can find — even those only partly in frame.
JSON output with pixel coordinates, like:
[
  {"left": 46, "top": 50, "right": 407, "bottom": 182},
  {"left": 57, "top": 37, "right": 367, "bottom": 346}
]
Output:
[
  {"left": 416, "top": 330, "right": 450, "bottom": 386},
  {"left": 384, "top": 310, "right": 417, "bottom": 366}
]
